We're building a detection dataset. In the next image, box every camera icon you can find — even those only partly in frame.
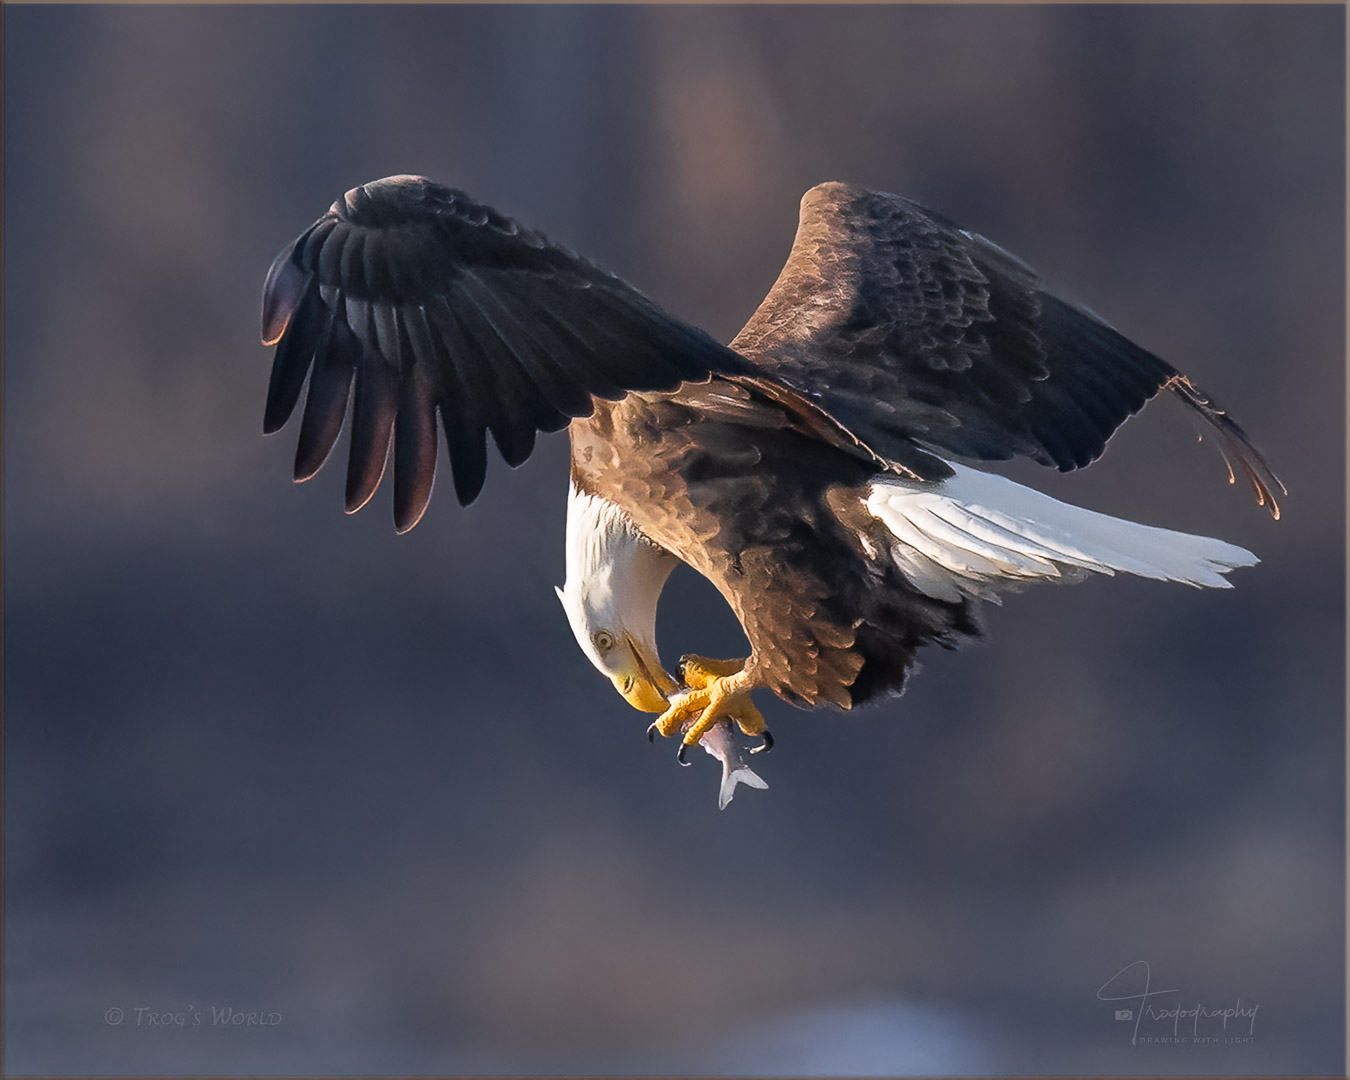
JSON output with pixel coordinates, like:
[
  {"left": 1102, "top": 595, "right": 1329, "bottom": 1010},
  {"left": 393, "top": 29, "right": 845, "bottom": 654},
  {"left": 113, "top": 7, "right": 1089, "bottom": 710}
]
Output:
[{"left": 1115, "top": 1009, "right": 1133, "bottom": 1021}]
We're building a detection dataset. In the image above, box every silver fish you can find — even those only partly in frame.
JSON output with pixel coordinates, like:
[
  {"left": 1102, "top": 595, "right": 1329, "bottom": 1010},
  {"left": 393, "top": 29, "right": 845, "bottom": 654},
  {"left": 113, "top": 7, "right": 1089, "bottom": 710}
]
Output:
[{"left": 687, "top": 718, "right": 769, "bottom": 809}]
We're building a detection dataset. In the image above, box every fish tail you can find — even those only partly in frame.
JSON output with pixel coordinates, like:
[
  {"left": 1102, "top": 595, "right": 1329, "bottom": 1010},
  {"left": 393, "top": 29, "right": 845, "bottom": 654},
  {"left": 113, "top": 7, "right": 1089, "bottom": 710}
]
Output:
[{"left": 718, "top": 763, "right": 769, "bottom": 810}]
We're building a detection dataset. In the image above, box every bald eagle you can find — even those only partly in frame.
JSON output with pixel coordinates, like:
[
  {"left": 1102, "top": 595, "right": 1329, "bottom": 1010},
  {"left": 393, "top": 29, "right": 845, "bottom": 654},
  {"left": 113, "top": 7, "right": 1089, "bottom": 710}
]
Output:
[{"left": 261, "top": 176, "right": 1282, "bottom": 788}]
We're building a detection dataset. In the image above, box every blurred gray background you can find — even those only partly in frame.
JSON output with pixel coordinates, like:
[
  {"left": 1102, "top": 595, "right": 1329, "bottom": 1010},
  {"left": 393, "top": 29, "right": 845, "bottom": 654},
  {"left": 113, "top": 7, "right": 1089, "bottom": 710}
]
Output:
[{"left": 4, "top": 4, "right": 1344, "bottom": 1076}]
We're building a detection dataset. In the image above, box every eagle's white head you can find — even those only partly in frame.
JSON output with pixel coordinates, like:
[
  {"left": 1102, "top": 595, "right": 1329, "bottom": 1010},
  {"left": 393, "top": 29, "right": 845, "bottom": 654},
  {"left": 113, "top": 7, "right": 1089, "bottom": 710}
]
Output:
[{"left": 555, "top": 482, "right": 679, "bottom": 713}]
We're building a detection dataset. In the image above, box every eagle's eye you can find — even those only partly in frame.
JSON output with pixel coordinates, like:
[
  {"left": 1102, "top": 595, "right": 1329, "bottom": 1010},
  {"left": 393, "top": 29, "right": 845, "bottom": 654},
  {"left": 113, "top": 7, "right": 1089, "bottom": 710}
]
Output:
[{"left": 593, "top": 630, "right": 616, "bottom": 654}]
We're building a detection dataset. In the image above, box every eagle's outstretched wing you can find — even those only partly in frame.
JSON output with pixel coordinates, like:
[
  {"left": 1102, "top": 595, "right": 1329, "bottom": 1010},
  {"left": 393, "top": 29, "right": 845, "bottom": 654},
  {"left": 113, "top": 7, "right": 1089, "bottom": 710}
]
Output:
[
  {"left": 732, "top": 182, "right": 1284, "bottom": 517},
  {"left": 261, "top": 175, "right": 745, "bottom": 530}
]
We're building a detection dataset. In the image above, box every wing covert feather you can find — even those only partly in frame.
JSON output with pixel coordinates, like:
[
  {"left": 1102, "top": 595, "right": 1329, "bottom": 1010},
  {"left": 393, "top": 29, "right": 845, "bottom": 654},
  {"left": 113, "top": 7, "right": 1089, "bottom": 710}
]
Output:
[{"left": 732, "top": 182, "right": 1282, "bottom": 515}]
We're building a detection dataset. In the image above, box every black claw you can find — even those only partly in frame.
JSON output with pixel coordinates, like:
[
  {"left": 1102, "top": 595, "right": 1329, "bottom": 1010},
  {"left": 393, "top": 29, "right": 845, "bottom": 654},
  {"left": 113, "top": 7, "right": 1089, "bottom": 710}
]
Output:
[
  {"left": 646, "top": 723, "right": 658, "bottom": 743},
  {"left": 677, "top": 742, "right": 691, "bottom": 766},
  {"left": 750, "top": 729, "right": 775, "bottom": 755}
]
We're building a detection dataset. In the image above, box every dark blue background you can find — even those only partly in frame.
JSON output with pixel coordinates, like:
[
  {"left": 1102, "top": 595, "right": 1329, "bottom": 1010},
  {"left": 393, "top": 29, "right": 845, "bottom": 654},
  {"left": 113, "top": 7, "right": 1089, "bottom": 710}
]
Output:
[{"left": 4, "top": 5, "right": 1344, "bottom": 1075}]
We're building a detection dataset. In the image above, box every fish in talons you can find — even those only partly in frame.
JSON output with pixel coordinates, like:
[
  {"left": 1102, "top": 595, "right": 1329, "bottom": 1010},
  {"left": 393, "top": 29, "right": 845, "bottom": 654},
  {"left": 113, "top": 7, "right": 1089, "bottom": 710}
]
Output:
[{"left": 688, "top": 716, "right": 769, "bottom": 810}]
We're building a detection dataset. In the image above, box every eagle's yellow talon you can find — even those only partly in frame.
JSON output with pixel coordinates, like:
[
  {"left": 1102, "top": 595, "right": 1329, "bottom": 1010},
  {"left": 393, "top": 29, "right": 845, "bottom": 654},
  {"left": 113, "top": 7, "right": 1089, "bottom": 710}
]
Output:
[
  {"left": 679, "top": 706, "right": 723, "bottom": 748},
  {"left": 679, "top": 655, "right": 747, "bottom": 689},
  {"left": 651, "top": 686, "right": 712, "bottom": 739},
  {"left": 678, "top": 658, "right": 768, "bottom": 739},
  {"left": 730, "top": 699, "right": 767, "bottom": 738},
  {"left": 650, "top": 662, "right": 767, "bottom": 766}
]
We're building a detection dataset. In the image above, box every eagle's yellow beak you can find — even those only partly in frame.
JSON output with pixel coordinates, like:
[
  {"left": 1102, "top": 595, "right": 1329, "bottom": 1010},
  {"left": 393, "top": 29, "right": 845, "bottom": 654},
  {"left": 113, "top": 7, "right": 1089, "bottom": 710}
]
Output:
[{"left": 612, "top": 632, "right": 679, "bottom": 713}]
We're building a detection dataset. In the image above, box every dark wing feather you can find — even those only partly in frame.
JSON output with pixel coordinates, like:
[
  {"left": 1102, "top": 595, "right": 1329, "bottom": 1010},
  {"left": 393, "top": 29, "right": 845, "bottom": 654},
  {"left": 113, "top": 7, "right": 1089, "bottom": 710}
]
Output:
[
  {"left": 732, "top": 182, "right": 1283, "bottom": 516},
  {"left": 293, "top": 312, "right": 355, "bottom": 482},
  {"left": 345, "top": 345, "right": 398, "bottom": 514},
  {"left": 263, "top": 282, "right": 324, "bottom": 434},
  {"left": 261, "top": 174, "right": 745, "bottom": 526},
  {"left": 393, "top": 357, "right": 438, "bottom": 533}
]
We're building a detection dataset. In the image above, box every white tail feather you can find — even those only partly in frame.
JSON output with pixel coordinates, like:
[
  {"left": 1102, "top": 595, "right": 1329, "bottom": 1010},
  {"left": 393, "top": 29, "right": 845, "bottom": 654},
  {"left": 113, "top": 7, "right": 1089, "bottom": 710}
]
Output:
[{"left": 866, "top": 464, "right": 1258, "bottom": 603}]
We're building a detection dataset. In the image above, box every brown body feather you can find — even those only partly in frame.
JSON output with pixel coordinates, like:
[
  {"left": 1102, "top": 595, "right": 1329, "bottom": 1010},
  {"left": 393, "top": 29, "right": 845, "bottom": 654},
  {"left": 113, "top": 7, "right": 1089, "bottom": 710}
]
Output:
[{"left": 570, "top": 380, "right": 979, "bottom": 708}]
